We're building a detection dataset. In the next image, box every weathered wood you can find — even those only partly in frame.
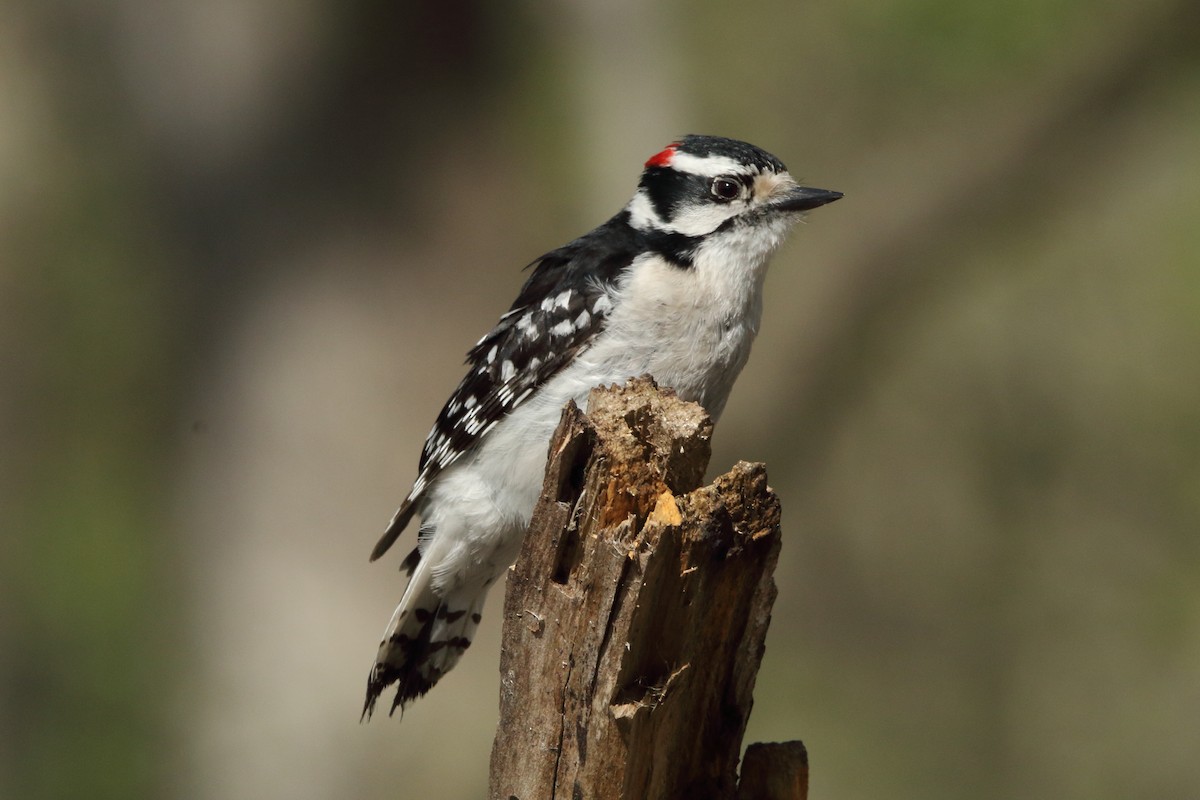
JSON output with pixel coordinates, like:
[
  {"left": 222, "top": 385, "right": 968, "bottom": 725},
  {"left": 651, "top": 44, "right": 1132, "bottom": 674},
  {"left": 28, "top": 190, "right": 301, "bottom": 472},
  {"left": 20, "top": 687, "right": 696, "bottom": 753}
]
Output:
[
  {"left": 489, "top": 377, "right": 785, "bottom": 800},
  {"left": 737, "top": 742, "right": 809, "bottom": 800}
]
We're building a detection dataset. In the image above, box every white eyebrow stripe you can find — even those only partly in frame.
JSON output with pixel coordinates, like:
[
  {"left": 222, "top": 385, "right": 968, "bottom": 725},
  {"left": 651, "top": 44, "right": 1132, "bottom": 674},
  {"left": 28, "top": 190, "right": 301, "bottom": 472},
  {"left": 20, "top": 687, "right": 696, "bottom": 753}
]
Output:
[{"left": 668, "top": 151, "right": 749, "bottom": 177}]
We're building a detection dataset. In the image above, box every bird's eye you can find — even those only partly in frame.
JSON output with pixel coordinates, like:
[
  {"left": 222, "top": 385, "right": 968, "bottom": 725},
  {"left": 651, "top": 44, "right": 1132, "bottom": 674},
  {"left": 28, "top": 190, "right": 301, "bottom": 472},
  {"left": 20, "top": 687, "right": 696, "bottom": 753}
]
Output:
[{"left": 710, "top": 177, "right": 741, "bottom": 202}]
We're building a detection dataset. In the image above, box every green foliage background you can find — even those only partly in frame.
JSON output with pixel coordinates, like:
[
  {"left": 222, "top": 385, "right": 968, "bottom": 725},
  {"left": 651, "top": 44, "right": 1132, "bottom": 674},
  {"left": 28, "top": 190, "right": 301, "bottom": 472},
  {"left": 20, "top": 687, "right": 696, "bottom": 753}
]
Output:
[{"left": 1, "top": 1, "right": 1197, "bottom": 797}]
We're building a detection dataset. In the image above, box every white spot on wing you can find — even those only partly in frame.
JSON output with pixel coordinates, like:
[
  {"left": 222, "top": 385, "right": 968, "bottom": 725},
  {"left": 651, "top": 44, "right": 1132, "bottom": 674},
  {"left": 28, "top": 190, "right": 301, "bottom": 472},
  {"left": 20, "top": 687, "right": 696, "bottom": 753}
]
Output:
[
  {"left": 550, "top": 319, "right": 573, "bottom": 337},
  {"left": 501, "top": 359, "right": 515, "bottom": 381}
]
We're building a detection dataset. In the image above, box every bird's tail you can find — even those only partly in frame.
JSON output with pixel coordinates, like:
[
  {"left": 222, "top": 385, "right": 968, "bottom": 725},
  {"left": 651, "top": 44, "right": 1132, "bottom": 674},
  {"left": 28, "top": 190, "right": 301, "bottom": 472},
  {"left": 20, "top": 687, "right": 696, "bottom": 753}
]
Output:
[{"left": 362, "top": 558, "right": 487, "bottom": 719}]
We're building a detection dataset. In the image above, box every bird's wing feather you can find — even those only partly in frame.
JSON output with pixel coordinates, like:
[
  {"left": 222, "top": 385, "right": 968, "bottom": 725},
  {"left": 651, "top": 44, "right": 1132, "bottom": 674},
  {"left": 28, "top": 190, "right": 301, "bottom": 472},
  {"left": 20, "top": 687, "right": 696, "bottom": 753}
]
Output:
[{"left": 369, "top": 215, "right": 640, "bottom": 561}]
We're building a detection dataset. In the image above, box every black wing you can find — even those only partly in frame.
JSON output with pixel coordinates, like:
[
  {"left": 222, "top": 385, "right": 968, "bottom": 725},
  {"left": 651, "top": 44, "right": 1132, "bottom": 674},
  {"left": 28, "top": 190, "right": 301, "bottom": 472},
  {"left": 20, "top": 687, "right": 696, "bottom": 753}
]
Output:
[{"left": 370, "top": 212, "right": 643, "bottom": 561}]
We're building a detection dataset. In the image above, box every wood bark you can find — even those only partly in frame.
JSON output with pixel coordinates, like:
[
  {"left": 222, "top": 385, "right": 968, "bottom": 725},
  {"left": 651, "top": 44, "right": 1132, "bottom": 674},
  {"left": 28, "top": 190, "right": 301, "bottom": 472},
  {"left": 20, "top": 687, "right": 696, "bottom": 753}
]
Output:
[
  {"left": 489, "top": 377, "right": 797, "bottom": 800},
  {"left": 737, "top": 742, "right": 809, "bottom": 800}
]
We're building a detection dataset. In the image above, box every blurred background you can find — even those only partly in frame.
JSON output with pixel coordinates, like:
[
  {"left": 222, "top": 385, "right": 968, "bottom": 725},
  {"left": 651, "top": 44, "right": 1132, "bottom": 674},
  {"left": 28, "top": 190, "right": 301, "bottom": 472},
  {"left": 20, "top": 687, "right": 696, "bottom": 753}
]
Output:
[{"left": 2, "top": 0, "right": 1198, "bottom": 797}]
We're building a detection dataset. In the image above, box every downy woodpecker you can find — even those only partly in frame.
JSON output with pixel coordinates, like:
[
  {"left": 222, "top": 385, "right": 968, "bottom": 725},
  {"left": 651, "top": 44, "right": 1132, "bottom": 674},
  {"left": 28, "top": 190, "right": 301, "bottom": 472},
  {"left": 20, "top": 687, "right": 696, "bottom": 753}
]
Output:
[{"left": 364, "top": 135, "right": 840, "bottom": 718}]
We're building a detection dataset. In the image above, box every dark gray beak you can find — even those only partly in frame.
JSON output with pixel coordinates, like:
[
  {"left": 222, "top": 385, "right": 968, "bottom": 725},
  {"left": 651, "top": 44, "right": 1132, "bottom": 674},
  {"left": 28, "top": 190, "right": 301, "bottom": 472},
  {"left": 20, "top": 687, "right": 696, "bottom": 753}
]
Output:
[{"left": 773, "top": 186, "right": 843, "bottom": 212}]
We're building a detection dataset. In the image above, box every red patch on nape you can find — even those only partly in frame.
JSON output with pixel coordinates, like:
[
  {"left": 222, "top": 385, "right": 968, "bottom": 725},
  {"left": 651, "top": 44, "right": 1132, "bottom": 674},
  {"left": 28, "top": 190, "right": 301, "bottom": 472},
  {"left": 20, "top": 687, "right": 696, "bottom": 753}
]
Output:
[{"left": 644, "top": 143, "right": 678, "bottom": 169}]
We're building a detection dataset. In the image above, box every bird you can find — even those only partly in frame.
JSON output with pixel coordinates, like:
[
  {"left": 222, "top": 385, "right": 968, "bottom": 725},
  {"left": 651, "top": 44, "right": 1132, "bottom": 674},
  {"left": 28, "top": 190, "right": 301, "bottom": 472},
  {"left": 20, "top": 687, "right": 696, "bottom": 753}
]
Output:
[{"left": 363, "top": 135, "right": 840, "bottom": 718}]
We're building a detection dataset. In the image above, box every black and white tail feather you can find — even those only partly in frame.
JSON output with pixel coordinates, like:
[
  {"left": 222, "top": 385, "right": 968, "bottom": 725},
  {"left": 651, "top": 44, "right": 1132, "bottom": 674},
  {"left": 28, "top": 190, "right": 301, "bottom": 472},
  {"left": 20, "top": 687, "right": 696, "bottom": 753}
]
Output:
[{"left": 362, "top": 135, "right": 840, "bottom": 719}]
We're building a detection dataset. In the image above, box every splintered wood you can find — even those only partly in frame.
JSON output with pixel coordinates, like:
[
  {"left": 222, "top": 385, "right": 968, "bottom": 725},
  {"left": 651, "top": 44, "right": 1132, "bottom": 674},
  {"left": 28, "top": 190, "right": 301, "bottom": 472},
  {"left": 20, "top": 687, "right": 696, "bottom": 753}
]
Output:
[{"left": 489, "top": 377, "right": 801, "bottom": 800}]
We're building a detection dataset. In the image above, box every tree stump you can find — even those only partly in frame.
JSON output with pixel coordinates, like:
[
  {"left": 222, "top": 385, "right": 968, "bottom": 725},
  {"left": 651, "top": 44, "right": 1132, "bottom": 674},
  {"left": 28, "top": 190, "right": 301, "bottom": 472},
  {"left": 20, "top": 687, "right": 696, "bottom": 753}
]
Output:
[{"left": 489, "top": 377, "right": 804, "bottom": 800}]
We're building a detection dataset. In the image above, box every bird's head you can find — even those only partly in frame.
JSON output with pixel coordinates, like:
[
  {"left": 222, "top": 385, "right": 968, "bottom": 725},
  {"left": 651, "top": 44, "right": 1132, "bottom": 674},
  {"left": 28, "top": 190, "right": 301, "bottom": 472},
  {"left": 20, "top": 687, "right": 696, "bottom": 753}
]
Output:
[{"left": 628, "top": 135, "right": 841, "bottom": 238}]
